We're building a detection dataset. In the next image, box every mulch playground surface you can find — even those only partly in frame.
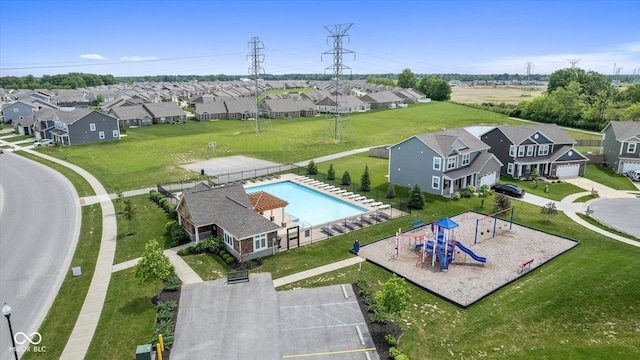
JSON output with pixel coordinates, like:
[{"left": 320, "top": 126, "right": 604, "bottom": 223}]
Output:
[{"left": 357, "top": 212, "right": 579, "bottom": 307}]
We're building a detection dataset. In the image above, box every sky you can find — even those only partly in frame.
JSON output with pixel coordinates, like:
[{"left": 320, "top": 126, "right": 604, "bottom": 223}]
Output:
[{"left": 1, "top": 0, "right": 639, "bottom": 78}]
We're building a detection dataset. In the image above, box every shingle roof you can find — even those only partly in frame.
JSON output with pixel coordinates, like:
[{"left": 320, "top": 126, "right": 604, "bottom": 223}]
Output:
[
  {"left": 444, "top": 152, "right": 502, "bottom": 180},
  {"left": 607, "top": 121, "right": 640, "bottom": 141},
  {"left": 181, "top": 183, "right": 280, "bottom": 239},
  {"left": 496, "top": 124, "right": 576, "bottom": 145},
  {"left": 142, "top": 102, "right": 186, "bottom": 117},
  {"left": 412, "top": 128, "right": 490, "bottom": 156}
]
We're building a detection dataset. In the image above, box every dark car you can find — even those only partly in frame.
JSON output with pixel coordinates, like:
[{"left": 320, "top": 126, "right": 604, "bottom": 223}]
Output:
[{"left": 492, "top": 183, "right": 525, "bottom": 197}]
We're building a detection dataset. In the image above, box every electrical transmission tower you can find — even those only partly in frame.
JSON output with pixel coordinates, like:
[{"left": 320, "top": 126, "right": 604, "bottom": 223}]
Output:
[
  {"left": 321, "top": 23, "right": 355, "bottom": 143},
  {"left": 567, "top": 59, "right": 581, "bottom": 68},
  {"left": 522, "top": 62, "right": 534, "bottom": 96},
  {"left": 634, "top": 68, "right": 640, "bottom": 83},
  {"left": 245, "top": 36, "right": 270, "bottom": 133},
  {"left": 613, "top": 63, "right": 623, "bottom": 85}
]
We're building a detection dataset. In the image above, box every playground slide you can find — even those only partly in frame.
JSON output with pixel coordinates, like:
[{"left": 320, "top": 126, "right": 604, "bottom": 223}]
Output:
[
  {"left": 437, "top": 253, "right": 448, "bottom": 271},
  {"left": 455, "top": 242, "right": 487, "bottom": 263}
]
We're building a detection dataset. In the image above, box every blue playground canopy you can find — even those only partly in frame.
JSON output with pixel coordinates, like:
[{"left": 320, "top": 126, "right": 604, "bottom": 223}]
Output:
[{"left": 436, "top": 217, "right": 459, "bottom": 229}]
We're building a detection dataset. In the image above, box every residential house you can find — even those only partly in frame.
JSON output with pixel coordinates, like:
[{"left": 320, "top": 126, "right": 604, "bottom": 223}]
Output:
[
  {"left": 194, "top": 102, "right": 228, "bottom": 121},
  {"left": 315, "top": 95, "right": 370, "bottom": 113},
  {"left": 258, "top": 98, "right": 317, "bottom": 118},
  {"left": 142, "top": 102, "right": 186, "bottom": 124},
  {"left": 601, "top": 121, "right": 640, "bottom": 174},
  {"left": 176, "top": 183, "right": 282, "bottom": 260},
  {"left": 2, "top": 100, "right": 38, "bottom": 124},
  {"left": 49, "top": 108, "right": 120, "bottom": 146},
  {"left": 393, "top": 88, "right": 428, "bottom": 104},
  {"left": 481, "top": 124, "right": 588, "bottom": 178},
  {"left": 360, "top": 91, "right": 405, "bottom": 109},
  {"left": 108, "top": 105, "right": 154, "bottom": 127},
  {"left": 32, "top": 108, "right": 57, "bottom": 141},
  {"left": 388, "top": 128, "right": 503, "bottom": 197}
]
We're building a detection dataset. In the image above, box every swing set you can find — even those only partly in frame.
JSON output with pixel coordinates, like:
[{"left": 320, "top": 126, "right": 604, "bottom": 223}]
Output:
[{"left": 474, "top": 206, "right": 514, "bottom": 245}]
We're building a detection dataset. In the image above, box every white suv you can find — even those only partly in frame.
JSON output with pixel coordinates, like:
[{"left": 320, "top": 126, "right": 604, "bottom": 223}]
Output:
[
  {"left": 626, "top": 169, "right": 640, "bottom": 182},
  {"left": 35, "top": 139, "right": 53, "bottom": 147}
]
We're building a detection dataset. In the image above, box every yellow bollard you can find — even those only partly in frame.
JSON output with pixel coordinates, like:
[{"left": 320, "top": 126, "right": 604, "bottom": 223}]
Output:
[
  {"left": 159, "top": 334, "right": 165, "bottom": 352},
  {"left": 157, "top": 334, "right": 165, "bottom": 360}
]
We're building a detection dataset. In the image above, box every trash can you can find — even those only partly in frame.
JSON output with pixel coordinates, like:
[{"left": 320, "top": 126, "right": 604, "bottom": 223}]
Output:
[
  {"left": 353, "top": 240, "right": 360, "bottom": 253},
  {"left": 200, "top": 168, "right": 205, "bottom": 175}
]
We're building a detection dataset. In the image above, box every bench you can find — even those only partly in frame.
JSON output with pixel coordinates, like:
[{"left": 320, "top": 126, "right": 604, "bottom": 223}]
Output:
[
  {"left": 411, "top": 219, "right": 424, "bottom": 229},
  {"left": 227, "top": 270, "right": 250, "bottom": 284},
  {"left": 518, "top": 259, "right": 534, "bottom": 274}
]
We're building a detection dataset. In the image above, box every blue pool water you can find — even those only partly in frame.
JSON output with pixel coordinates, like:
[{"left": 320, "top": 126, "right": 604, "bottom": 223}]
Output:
[{"left": 246, "top": 181, "right": 367, "bottom": 226}]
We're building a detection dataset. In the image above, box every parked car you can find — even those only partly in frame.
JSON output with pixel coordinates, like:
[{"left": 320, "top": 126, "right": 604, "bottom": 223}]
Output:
[
  {"left": 34, "top": 139, "right": 53, "bottom": 147},
  {"left": 491, "top": 183, "right": 526, "bottom": 197},
  {"left": 626, "top": 169, "right": 640, "bottom": 182}
]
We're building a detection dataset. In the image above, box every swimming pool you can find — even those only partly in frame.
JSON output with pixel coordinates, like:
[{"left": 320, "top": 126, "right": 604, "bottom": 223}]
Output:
[{"left": 245, "top": 181, "right": 368, "bottom": 226}]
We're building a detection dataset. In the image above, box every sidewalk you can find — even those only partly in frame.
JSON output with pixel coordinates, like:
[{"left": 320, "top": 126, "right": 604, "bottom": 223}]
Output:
[{"left": 111, "top": 243, "right": 203, "bottom": 285}]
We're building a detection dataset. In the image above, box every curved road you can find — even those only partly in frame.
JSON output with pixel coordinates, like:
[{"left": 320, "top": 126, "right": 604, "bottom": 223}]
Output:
[{"left": 0, "top": 153, "right": 80, "bottom": 360}]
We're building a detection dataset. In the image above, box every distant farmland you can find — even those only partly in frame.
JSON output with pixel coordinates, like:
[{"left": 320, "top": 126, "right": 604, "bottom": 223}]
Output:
[{"left": 451, "top": 85, "right": 546, "bottom": 105}]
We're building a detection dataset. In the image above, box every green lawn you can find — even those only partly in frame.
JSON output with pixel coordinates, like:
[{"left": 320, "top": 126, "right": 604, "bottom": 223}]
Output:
[
  {"left": 17, "top": 151, "right": 96, "bottom": 197},
  {"left": 584, "top": 164, "right": 638, "bottom": 190},
  {"left": 180, "top": 253, "right": 230, "bottom": 281},
  {"left": 22, "top": 205, "right": 102, "bottom": 360},
  {"left": 497, "top": 175, "right": 584, "bottom": 201},
  {"left": 113, "top": 194, "right": 176, "bottom": 264},
  {"left": 35, "top": 102, "right": 520, "bottom": 192}
]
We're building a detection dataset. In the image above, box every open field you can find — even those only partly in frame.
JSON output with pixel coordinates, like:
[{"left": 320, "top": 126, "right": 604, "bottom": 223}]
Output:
[{"left": 451, "top": 85, "right": 546, "bottom": 104}]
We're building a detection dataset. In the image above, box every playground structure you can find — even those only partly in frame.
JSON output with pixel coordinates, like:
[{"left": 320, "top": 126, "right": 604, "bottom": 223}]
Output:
[
  {"left": 474, "top": 207, "right": 514, "bottom": 244},
  {"left": 395, "top": 217, "right": 487, "bottom": 272}
]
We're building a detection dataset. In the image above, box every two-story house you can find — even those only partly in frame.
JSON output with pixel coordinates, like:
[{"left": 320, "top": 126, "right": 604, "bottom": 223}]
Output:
[
  {"left": 481, "top": 124, "right": 588, "bottom": 178},
  {"left": 176, "top": 183, "right": 283, "bottom": 260},
  {"left": 601, "top": 121, "right": 640, "bottom": 174},
  {"left": 48, "top": 108, "right": 120, "bottom": 146},
  {"left": 388, "top": 128, "right": 503, "bottom": 197},
  {"left": 2, "top": 100, "right": 38, "bottom": 124}
]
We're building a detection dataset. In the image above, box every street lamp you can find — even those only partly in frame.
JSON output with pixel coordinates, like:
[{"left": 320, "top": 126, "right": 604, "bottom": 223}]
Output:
[{"left": 2, "top": 303, "right": 19, "bottom": 360}]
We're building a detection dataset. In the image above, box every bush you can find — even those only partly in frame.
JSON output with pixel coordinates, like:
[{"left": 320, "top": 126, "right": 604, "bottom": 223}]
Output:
[
  {"left": 156, "top": 300, "right": 177, "bottom": 312},
  {"left": 307, "top": 160, "right": 318, "bottom": 175},
  {"left": 194, "top": 241, "right": 208, "bottom": 253},
  {"left": 386, "top": 183, "right": 396, "bottom": 198},
  {"left": 408, "top": 184, "right": 425, "bottom": 209},
  {"left": 149, "top": 320, "right": 174, "bottom": 347},
  {"left": 341, "top": 171, "right": 351, "bottom": 185},
  {"left": 245, "top": 260, "right": 253, "bottom": 269},
  {"left": 369, "top": 309, "right": 388, "bottom": 324},
  {"left": 177, "top": 246, "right": 196, "bottom": 256},
  {"left": 385, "top": 334, "right": 397, "bottom": 346},
  {"left": 225, "top": 256, "right": 235, "bottom": 264},
  {"left": 389, "top": 347, "right": 402, "bottom": 358},
  {"left": 157, "top": 308, "right": 174, "bottom": 322},
  {"left": 220, "top": 250, "right": 228, "bottom": 258},
  {"left": 326, "top": 163, "right": 335, "bottom": 180},
  {"left": 395, "top": 354, "right": 409, "bottom": 360},
  {"left": 163, "top": 270, "right": 182, "bottom": 292},
  {"left": 452, "top": 191, "right": 462, "bottom": 200}
]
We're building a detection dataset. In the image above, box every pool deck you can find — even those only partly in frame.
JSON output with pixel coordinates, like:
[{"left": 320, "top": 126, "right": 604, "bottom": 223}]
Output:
[{"left": 243, "top": 173, "right": 406, "bottom": 250}]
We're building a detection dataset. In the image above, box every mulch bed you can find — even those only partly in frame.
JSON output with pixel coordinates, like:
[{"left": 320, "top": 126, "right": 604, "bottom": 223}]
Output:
[
  {"left": 353, "top": 283, "right": 403, "bottom": 360},
  {"left": 151, "top": 287, "right": 182, "bottom": 360}
]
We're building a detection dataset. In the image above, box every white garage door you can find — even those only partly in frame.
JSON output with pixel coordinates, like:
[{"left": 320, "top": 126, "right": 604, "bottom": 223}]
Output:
[
  {"left": 556, "top": 164, "right": 580, "bottom": 177},
  {"left": 621, "top": 162, "right": 640, "bottom": 173},
  {"left": 479, "top": 172, "right": 497, "bottom": 187}
]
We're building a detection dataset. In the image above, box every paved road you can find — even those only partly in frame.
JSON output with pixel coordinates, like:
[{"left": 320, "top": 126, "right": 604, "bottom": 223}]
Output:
[{"left": 0, "top": 152, "right": 81, "bottom": 360}]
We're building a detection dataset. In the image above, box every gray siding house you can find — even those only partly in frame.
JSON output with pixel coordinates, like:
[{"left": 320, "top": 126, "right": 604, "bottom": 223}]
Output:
[
  {"left": 389, "top": 128, "right": 502, "bottom": 197},
  {"left": 176, "top": 183, "right": 281, "bottom": 260},
  {"left": 49, "top": 108, "right": 120, "bottom": 146},
  {"left": 481, "top": 124, "right": 588, "bottom": 178},
  {"left": 601, "top": 121, "right": 640, "bottom": 174},
  {"left": 2, "top": 100, "right": 38, "bottom": 124},
  {"left": 108, "top": 105, "right": 153, "bottom": 127},
  {"left": 142, "top": 102, "right": 186, "bottom": 124}
]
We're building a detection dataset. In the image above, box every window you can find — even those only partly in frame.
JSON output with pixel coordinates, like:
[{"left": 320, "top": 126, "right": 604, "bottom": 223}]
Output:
[
  {"left": 507, "top": 163, "right": 514, "bottom": 175},
  {"left": 509, "top": 145, "right": 516, "bottom": 157},
  {"left": 538, "top": 144, "right": 549, "bottom": 156},
  {"left": 254, "top": 234, "right": 267, "bottom": 251},
  {"left": 447, "top": 156, "right": 457, "bottom": 170},
  {"left": 628, "top": 143, "right": 637, "bottom": 153},
  {"left": 432, "top": 176, "right": 440, "bottom": 190},
  {"left": 461, "top": 153, "right": 470, "bottom": 166},
  {"left": 527, "top": 146, "right": 534, "bottom": 157},
  {"left": 517, "top": 146, "right": 525, "bottom": 157},
  {"left": 112, "top": 130, "right": 118, "bottom": 138},
  {"left": 98, "top": 131, "right": 105, "bottom": 139},
  {"left": 90, "top": 123, "right": 96, "bottom": 131},
  {"left": 433, "top": 157, "right": 441, "bottom": 171},
  {"left": 223, "top": 230, "right": 233, "bottom": 246}
]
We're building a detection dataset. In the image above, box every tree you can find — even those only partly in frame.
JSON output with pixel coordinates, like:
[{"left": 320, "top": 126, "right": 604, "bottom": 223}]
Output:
[
  {"left": 375, "top": 274, "right": 411, "bottom": 317},
  {"left": 307, "top": 160, "right": 317, "bottom": 175},
  {"left": 326, "top": 163, "right": 335, "bottom": 180},
  {"left": 341, "top": 171, "right": 351, "bottom": 186},
  {"left": 530, "top": 168, "right": 540, "bottom": 187},
  {"left": 95, "top": 94, "right": 105, "bottom": 103},
  {"left": 115, "top": 187, "right": 124, "bottom": 214},
  {"left": 122, "top": 198, "right": 138, "bottom": 236},
  {"left": 478, "top": 184, "right": 492, "bottom": 208},
  {"left": 134, "top": 239, "right": 173, "bottom": 300},
  {"left": 397, "top": 68, "right": 417, "bottom": 89},
  {"left": 494, "top": 193, "right": 511, "bottom": 213},
  {"left": 360, "top": 164, "right": 371, "bottom": 192},
  {"left": 386, "top": 183, "right": 396, "bottom": 198},
  {"left": 624, "top": 103, "right": 640, "bottom": 120},
  {"left": 408, "top": 184, "right": 425, "bottom": 209},
  {"left": 540, "top": 202, "right": 558, "bottom": 222},
  {"left": 417, "top": 76, "right": 451, "bottom": 101}
]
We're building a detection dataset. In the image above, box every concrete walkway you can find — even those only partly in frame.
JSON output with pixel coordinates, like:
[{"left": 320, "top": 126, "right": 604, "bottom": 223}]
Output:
[
  {"left": 1, "top": 141, "right": 119, "bottom": 360},
  {"left": 272, "top": 256, "right": 365, "bottom": 288},
  {"left": 111, "top": 243, "right": 204, "bottom": 285}
]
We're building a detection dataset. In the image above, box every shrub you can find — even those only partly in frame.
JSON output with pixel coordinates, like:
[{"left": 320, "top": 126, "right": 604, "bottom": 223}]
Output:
[
  {"left": 149, "top": 320, "right": 174, "bottom": 347},
  {"left": 219, "top": 250, "right": 228, "bottom": 258},
  {"left": 395, "top": 354, "right": 409, "bottom": 360},
  {"left": 366, "top": 303, "right": 380, "bottom": 314},
  {"left": 360, "top": 164, "right": 371, "bottom": 192},
  {"left": 385, "top": 334, "right": 397, "bottom": 346},
  {"left": 389, "top": 347, "right": 402, "bottom": 359},
  {"left": 408, "top": 184, "right": 425, "bottom": 209},
  {"left": 341, "top": 171, "right": 351, "bottom": 185},
  {"left": 177, "top": 246, "right": 196, "bottom": 256},
  {"left": 362, "top": 293, "right": 376, "bottom": 306},
  {"left": 225, "top": 256, "right": 235, "bottom": 264},
  {"left": 194, "top": 241, "right": 208, "bottom": 253},
  {"left": 163, "top": 270, "right": 182, "bottom": 292},
  {"left": 307, "top": 160, "right": 318, "bottom": 175},
  {"left": 245, "top": 260, "right": 253, "bottom": 269},
  {"left": 386, "top": 183, "right": 396, "bottom": 198},
  {"left": 453, "top": 191, "right": 462, "bottom": 200},
  {"left": 156, "top": 300, "right": 177, "bottom": 312},
  {"left": 157, "top": 308, "right": 174, "bottom": 322},
  {"left": 369, "top": 309, "right": 388, "bottom": 324},
  {"left": 326, "top": 163, "right": 335, "bottom": 180}
]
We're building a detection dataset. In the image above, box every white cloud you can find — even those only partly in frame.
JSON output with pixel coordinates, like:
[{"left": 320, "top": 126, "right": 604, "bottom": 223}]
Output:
[
  {"left": 120, "top": 56, "right": 158, "bottom": 62},
  {"left": 80, "top": 54, "right": 108, "bottom": 61}
]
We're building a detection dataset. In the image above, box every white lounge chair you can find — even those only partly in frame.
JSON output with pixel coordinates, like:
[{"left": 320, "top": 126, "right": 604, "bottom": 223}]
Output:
[
  {"left": 378, "top": 204, "right": 391, "bottom": 209},
  {"left": 348, "top": 194, "right": 360, "bottom": 199},
  {"left": 335, "top": 190, "right": 347, "bottom": 195},
  {"left": 362, "top": 199, "right": 374, "bottom": 204},
  {"left": 342, "top": 192, "right": 354, "bottom": 197},
  {"left": 354, "top": 196, "right": 367, "bottom": 201},
  {"left": 370, "top": 201, "right": 383, "bottom": 207}
]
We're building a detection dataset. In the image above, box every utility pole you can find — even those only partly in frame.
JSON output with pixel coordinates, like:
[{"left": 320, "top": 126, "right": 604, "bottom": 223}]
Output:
[
  {"left": 567, "top": 59, "right": 581, "bottom": 68},
  {"left": 322, "top": 23, "right": 355, "bottom": 143}
]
